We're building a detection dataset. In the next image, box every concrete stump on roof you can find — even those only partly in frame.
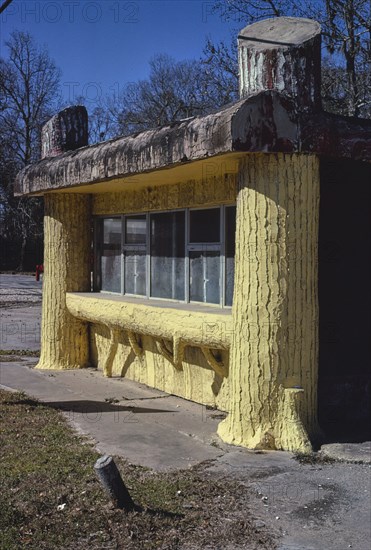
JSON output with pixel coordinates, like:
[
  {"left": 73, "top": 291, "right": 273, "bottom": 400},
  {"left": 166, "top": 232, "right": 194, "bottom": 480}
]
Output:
[
  {"left": 238, "top": 17, "right": 322, "bottom": 111},
  {"left": 41, "top": 105, "right": 88, "bottom": 159}
]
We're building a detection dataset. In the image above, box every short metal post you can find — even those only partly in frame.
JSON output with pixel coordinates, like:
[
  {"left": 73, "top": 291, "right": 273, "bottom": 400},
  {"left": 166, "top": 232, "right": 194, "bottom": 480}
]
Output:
[{"left": 94, "top": 455, "right": 135, "bottom": 511}]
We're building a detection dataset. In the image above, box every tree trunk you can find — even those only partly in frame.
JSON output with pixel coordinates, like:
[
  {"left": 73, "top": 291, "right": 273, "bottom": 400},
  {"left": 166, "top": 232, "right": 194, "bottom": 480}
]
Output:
[
  {"left": 218, "top": 153, "right": 321, "bottom": 453},
  {"left": 17, "top": 230, "right": 27, "bottom": 272}
]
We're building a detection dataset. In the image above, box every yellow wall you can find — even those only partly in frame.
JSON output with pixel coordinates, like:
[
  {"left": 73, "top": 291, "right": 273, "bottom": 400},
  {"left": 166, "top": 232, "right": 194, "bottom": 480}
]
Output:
[
  {"left": 92, "top": 173, "right": 237, "bottom": 215},
  {"left": 39, "top": 153, "right": 321, "bottom": 452},
  {"left": 65, "top": 293, "right": 232, "bottom": 410},
  {"left": 91, "top": 329, "right": 230, "bottom": 408},
  {"left": 88, "top": 172, "right": 238, "bottom": 409}
]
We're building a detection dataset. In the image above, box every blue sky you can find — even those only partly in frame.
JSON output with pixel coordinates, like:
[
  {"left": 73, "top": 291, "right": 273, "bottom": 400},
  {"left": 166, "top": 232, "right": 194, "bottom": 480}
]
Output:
[{"left": 1, "top": 0, "right": 238, "bottom": 104}]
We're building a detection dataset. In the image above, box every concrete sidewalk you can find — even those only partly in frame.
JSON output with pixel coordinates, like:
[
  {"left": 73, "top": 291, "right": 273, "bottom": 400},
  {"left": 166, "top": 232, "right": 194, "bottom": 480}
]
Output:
[
  {"left": 1, "top": 360, "right": 370, "bottom": 469},
  {"left": 0, "top": 360, "right": 225, "bottom": 471}
]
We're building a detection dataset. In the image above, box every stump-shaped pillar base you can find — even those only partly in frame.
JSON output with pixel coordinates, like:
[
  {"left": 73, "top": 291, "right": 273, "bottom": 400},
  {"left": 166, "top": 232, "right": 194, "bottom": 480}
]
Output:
[{"left": 218, "top": 153, "right": 321, "bottom": 453}]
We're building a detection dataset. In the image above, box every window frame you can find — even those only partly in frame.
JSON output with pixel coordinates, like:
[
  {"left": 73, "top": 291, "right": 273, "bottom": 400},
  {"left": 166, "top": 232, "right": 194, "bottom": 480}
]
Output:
[
  {"left": 187, "top": 206, "right": 222, "bottom": 306},
  {"left": 93, "top": 215, "right": 122, "bottom": 295},
  {"left": 122, "top": 214, "right": 147, "bottom": 297},
  {"left": 149, "top": 210, "right": 186, "bottom": 302},
  {"left": 93, "top": 204, "right": 235, "bottom": 308}
]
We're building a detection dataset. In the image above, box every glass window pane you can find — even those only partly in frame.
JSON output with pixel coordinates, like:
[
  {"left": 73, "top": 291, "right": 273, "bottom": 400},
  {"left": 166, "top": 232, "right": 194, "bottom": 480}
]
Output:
[
  {"left": 125, "top": 251, "right": 146, "bottom": 295},
  {"left": 225, "top": 206, "right": 236, "bottom": 306},
  {"left": 125, "top": 215, "right": 147, "bottom": 244},
  {"left": 150, "top": 211, "right": 185, "bottom": 300},
  {"left": 190, "top": 251, "right": 220, "bottom": 304},
  {"left": 189, "top": 208, "right": 220, "bottom": 243},
  {"left": 101, "top": 218, "right": 121, "bottom": 293}
]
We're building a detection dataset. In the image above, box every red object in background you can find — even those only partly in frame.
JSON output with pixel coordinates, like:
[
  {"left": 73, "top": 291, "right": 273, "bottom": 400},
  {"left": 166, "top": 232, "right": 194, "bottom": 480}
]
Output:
[{"left": 35, "top": 264, "right": 44, "bottom": 281}]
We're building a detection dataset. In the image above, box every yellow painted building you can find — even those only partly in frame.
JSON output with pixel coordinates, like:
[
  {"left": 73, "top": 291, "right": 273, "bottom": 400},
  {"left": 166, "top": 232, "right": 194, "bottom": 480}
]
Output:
[{"left": 16, "top": 18, "right": 371, "bottom": 452}]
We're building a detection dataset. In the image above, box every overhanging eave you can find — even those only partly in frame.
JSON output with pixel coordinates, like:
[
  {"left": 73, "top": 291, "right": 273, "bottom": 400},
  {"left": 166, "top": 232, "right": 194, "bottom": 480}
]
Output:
[{"left": 15, "top": 91, "right": 371, "bottom": 197}]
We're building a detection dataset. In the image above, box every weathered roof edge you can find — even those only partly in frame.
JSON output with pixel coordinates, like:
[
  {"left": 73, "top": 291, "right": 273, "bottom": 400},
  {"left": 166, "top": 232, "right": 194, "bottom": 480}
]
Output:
[
  {"left": 15, "top": 91, "right": 371, "bottom": 196},
  {"left": 14, "top": 96, "right": 253, "bottom": 196}
]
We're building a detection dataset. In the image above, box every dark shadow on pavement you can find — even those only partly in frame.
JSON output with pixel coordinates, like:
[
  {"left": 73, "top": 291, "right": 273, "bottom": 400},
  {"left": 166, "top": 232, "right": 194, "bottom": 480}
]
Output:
[
  {"left": 44, "top": 400, "right": 177, "bottom": 414},
  {"left": 8, "top": 397, "right": 176, "bottom": 414}
]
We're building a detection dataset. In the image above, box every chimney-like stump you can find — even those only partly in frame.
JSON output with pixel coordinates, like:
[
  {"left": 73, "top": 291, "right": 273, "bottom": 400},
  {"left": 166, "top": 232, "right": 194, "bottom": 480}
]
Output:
[
  {"left": 238, "top": 17, "right": 321, "bottom": 111},
  {"left": 41, "top": 105, "right": 88, "bottom": 159}
]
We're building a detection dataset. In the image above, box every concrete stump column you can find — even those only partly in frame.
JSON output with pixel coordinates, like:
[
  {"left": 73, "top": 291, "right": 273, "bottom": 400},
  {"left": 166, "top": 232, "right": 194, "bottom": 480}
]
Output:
[
  {"left": 218, "top": 153, "right": 320, "bottom": 452},
  {"left": 238, "top": 17, "right": 322, "bottom": 111},
  {"left": 37, "top": 193, "right": 91, "bottom": 370}
]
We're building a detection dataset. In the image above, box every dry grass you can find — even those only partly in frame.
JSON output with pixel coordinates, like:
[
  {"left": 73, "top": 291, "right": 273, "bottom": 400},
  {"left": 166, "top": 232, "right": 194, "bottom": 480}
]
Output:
[
  {"left": 0, "top": 389, "right": 276, "bottom": 549},
  {"left": 0, "top": 350, "right": 39, "bottom": 362}
]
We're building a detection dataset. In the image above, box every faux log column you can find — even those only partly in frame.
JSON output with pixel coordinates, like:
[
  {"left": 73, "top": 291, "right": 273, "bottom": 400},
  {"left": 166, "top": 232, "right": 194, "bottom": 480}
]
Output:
[
  {"left": 36, "top": 193, "right": 91, "bottom": 370},
  {"left": 238, "top": 17, "right": 321, "bottom": 111},
  {"left": 218, "top": 153, "right": 320, "bottom": 452}
]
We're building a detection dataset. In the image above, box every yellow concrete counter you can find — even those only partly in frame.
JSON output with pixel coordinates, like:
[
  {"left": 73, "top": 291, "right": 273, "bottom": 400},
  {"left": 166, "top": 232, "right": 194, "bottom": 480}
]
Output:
[{"left": 66, "top": 292, "right": 232, "bottom": 408}]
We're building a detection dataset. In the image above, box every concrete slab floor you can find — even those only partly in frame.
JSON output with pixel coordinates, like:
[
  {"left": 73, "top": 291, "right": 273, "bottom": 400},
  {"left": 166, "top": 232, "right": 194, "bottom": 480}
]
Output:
[{"left": 0, "top": 361, "right": 224, "bottom": 471}]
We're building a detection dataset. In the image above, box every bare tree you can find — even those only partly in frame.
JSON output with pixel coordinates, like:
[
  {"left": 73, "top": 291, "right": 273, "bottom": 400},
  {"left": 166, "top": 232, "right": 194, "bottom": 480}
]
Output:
[
  {"left": 86, "top": 53, "right": 238, "bottom": 142},
  {"left": 0, "top": 31, "right": 61, "bottom": 270},
  {"left": 202, "top": 38, "right": 239, "bottom": 105},
  {"left": 325, "top": 0, "right": 371, "bottom": 116}
]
